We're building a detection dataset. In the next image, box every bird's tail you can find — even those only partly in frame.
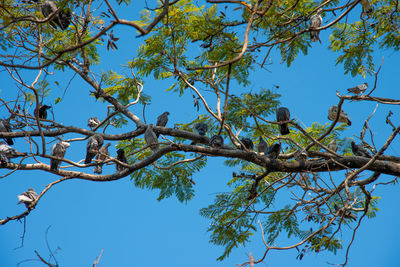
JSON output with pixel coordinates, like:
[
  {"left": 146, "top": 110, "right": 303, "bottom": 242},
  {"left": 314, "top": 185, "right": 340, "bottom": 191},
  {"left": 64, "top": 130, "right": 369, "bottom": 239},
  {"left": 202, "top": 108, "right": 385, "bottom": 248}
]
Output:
[
  {"left": 5, "top": 138, "right": 13, "bottom": 145},
  {"left": 50, "top": 159, "right": 59, "bottom": 171},
  {"left": 346, "top": 119, "right": 352, "bottom": 126},
  {"left": 279, "top": 124, "right": 290, "bottom": 135}
]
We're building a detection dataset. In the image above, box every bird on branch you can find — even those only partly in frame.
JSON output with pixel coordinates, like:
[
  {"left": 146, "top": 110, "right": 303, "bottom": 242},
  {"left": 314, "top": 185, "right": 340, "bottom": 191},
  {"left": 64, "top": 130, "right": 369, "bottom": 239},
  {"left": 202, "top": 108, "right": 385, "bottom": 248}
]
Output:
[
  {"left": 276, "top": 107, "right": 291, "bottom": 135},
  {"left": 17, "top": 188, "right": 38, "bottom": 209},
  {"left": 85, "top": 134, "right": 104, "bottom": 164},
  {"left": 0, "top": 119, "right": 13, "bottom": 145},
  {"left": 328, "top": 105, "right": 351, "bottom": 126},
  {"left": 50, "top": 141, "right": 70, "bottom": 171}
]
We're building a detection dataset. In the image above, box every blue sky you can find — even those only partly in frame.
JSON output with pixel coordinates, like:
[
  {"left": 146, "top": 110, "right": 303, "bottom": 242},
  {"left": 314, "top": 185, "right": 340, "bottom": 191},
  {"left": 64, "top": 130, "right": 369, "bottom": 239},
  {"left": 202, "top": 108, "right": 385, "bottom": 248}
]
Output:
[{"left": 1, "top": 1, "right": 400, "bottom": 267}]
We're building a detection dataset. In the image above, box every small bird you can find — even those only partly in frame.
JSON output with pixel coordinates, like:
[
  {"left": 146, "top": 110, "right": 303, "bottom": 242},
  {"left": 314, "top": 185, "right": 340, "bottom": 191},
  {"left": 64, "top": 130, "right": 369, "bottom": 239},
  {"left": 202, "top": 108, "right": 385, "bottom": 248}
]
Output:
[
  {"left": 351, "top": 141, "right": 372, "bottom": 158},
  {"left": 0, "top": 141, "right": 27, "bottom": 160},
  {"left": 116, "top": 148, "right": 128, "bottom": 172},
  {"left": 94, "top": 143, "right": 111, "bottom": 174},
  {"left": 276, "top": 107, "right": 290, "bottom": 135},
  {"left": 17, "top": 188, "right": 39, "bottom": 209},
  {"left": 360, "top": 0, "right": 373, "bottom": 16},
  {"left": 264, "top": 143, "right": 281, "bottom": 159},
  {"left": 0, "top": 119, "right": 13, "bottom": 145},
  {"left": 87, "top": 117, "right": 100, "bottom": 129},
  {"left": 294, "top": 148, "right": 308, "bottom": 161},
  {"left": 156, "top": 111, "right": 170, "bottom": 137},
  {"left": 34, "top": 104, "right": 52, "bottom": 119},
  {"left": 50, "top": 141, "right": 70, "bottom": 171},
  {"left": 210, "top": 135, "right": 223, "bottom": 148},
  {"left": 327, "top": 140, "right": 338, "bottom": 152},
  {"left": 144, "top": 124, "right": 159, "bottom": 152},
  {"left": 310, "top": 8, "right": 323, "bottom": 43},
  {"left": 85, "top": 134, "right": 104, "bottom": 164},
  {"left": 194, "top": 123, "right": 208, "bottom": 136},
  {"left": 257, "top": 137, "right": 268, "bottom": 154},
  {"left": 328, "top": 105, "right": 351, "bottom": 126},
  {"left": 347, "top": 82, "right": 368, "bottom": 95},
  {"left": 240, "top": 137, "right": 254, "bottom": 150},
  {"left": 334, "top": 204, "right": 357, "bottom": 221},
  {"left": 40, "top": 0, "right": 72, "bottom": 30}
]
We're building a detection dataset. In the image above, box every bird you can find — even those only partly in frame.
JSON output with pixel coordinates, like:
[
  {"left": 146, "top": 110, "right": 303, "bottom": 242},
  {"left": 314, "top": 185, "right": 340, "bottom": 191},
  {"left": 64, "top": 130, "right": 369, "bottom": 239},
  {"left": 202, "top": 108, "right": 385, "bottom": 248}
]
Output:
[
  {"left": 264, "top": 143, "right": 281, "bottom": 159},
  {"left": 156, "top": 111, "right": 169, "bottom": 137},
  {"left": 0, "top": 141, "right": 27, "bottom": 160},
  {"left": 144, "top": 124, "right": 159, "bottom": 152},
  {"left": 276, "top": 107, "right": 290, "bottom": 135},
  {"left": 360, "top": 0, "right": 373, "bottom": 16},
  {"left": 50, "top": 141, "right": 70, "bottom": 171},
  {"left": 294, "top": 148, "right": 308, "bottom": 161},
  {"left": 34, "top": 104, "right": 51, "bottom": 119},
  {"left": 210, "top": 135, "right": 223, "bottom": 148},
  {"left": 87, "top": 117, "right": 100, "bottom": 129},
  {"left": 257, "top": 137, "right": 268, "bottom": 154},
  {"left": 116, "top": 148, "right": 128, "bottom": 172},
  {"left": 194, "top": 123, "right": 208, "bottom": 136},
  {"left": 85, "top": 134, "right": 104, "bottom": 164},
  {"left": 351, "top": 141, "right": 372, "bottom": 158},
  {"left": 17, "top": 188, "right": 39, "bottom": 209},
  {"left": 328, "top": 105, "right": 351, "bottom": 126},
  {"left": 347, "top": 82, "right": 368, "bottom": 95},
  {"left": 240, "top": 137, "right": 254, "bottom": 150},
  {"left": 327, "top": 140, "right": 338, "bottom": 152},
  {"left": 94, "top": 143, "right": 111, "bottom": 174},
  {"left": 310, "top": 8, "right": 323, "bottom": 43},
  {"left": 334, "top": 204, "right": 357, "bottom": 221},
  {"left": 0, "top": 119, "right": 13, "bottom": 145},
  {"left": 40, "top": 0, "right": 72, "bottom": 30}
]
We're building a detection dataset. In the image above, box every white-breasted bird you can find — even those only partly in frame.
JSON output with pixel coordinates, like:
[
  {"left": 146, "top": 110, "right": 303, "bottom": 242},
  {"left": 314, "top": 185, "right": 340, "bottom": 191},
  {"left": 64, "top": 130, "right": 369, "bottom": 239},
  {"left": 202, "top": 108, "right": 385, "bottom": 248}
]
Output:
[
  {"left": 17, "top": 188, "right": 38, "bottom": 209},
  {"left": 85, "top": 134, "right": 104, "bottom": 164},
  {"left": 50, "top": 141, "right": 70, "bottom": 171},
  {"left": 328, "top": 105, "right": 351, "bottom": 126},
  {"left": 310, "top": 9, "right": 323, "bottom": 43},
  {"left": 347, "top": 82, "right": 368, "bottom": 95},
  {"left": 0, "top": 141, "right": 26, "bottom": 160}
]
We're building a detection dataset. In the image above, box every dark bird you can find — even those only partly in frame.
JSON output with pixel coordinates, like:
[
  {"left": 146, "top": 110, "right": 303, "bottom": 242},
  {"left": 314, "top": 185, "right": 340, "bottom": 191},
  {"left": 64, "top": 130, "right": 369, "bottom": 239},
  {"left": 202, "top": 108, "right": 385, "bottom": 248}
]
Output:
[
  {"left": 0, "top": 141, "right": 27, "bottom": 160},
  {"left": 360, "top": 0, "right": 373, "bottom": 16},
  {"left": 347, "top": 82, "right": 368, "bottom": 95},
  {"left": 0, "top": 119, "right": 13, "bottom": 145},
  {"left": 17, "top": 188, "right": 39, "bottom": 209},
  {"left": 310, "top": 9, "right": 323, "bottom": 43},
  {"left": 257, "top": 137, "right": 268, "bottom": 154},
  {"left": 328, "top": 105, "right": 351, "bottom": 126},
  {"left": 94, "top": 143, "right": 110, "bottom": 174},
  {"left": 144, "top": 124, "right": 159, "bottom": 152},
  {"left": 156, "top": 111, "right": 169, "bottom": 137},
  {"left": 194, "top": 123, "right": 208, "bottom": 136},
  {"left": 41, "top": 0, "right": 71, "bottom": 30},
  {"left": 334, "top": 204, "right": 357, "bottom": 221},
  {"left": 327, "top": 140, "right": 338, "bottom": 152},
  {"left": 276, "top": 107, "right": 290, "bottom": 135},
  {"left": 210, "top": 135, "right": 223, "bottom": 148},
  {"left": 264, "top": 143, "right": 281, "bottom": 159},
  {"left": 116, "top": 148, "right": 128, "bottom": 172},
  {"left": 85, "top": 134, "right": 104, "bottom": 164},
  {"left": 34, "top": 104, "right": 51, "bottom": 119},
  {"left": 240, "top": 137, "right": 254, "bottom": 150},
  {"left": 87, "top": 117, "right": 100, "bottom": 129},
  {"left": 50, "top": 141, "right": 70, "bottom": 171},
  {"left": 351, "top": 141, "right": 372, "bottom": 158}
]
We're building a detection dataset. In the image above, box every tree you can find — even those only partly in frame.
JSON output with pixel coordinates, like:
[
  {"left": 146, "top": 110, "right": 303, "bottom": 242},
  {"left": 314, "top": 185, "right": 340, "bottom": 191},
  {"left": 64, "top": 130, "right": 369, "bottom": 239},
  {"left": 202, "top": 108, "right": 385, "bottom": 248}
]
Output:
[{"left": 0, "top": 0, "right": 399, "bottom": 266}]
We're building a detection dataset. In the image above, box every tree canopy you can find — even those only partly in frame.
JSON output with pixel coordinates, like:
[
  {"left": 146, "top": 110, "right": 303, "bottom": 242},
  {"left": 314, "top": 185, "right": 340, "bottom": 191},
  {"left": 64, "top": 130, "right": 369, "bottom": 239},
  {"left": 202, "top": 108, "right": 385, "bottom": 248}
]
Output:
[{"left": 0, "top": 0, "right": 400, "bottom": 266}]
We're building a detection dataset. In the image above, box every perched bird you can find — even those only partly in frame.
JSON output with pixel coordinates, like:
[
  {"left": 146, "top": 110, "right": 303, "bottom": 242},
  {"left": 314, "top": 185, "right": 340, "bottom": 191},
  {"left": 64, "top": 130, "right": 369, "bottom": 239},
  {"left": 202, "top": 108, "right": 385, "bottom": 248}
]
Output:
[
  {"left": 240, "top": 137, "right": 254, "bottom": 150},
  {"left": 310, "top": 8, "right": 323, "bottom": 43},
  {"left": 327, "top": 140, "right": 338, "bottom": 152},
  {"left": 17, "top": 188, "right": 39, "bottom": 209},
  {"left": 347, "top": 82, "right": 368, "bottom": 95},
  {"left": 156, "top": 111, "right": 170, "bottom": 137},
  {"left": 34, "top": 104, "right": 51, "bottom": 119},
  {"left": 360, "top": 0, "right": 373, "bottom": 16},
  {"left": 87, "top": 117, "right": 100, "bottom": 129},
  {"left": 276, "top": 107, "right": 291, "bottom": 135},
  {"left": 116, "top": 148, "right": 128, "bottom": 172},
  {"left": 94, "top": 143, "right": 111, "bottom": 174},
  {"left": 334, "top": 204, "right": 357, "bottom": 221},
  {"left": 257, "top": 137, "right": 268, "bottom": 154},
  {"left": 194, "top": 123, "right": 208, "bottom": 136},
  {"left": 351, "top": 141, "right": 372, "bottom": 158},
  {"left": 0, "top": 119, "right": 13, "bottom": 145},
  {"left": 0, "top": 141, "right": 27, "bottom": 160},
  {"left": 50, "top": 141, "right": 70, "bottom": 171},
  {"left": 144, "top": 124, "right": 159, "bottom": 152},
  {"left": 40, "top": 0, "right": 72, "bottom": 30},
  {"left": 328, "top": 105, "right": 351, "bottom": 126},
  {"left": 85, "top": 134, "right": 104, "bottom": 164},
  {"left": 294, "top": 148, "right": 308, "bottom": 161},
  {"left": 209, "top": 135, "right": 223, "bottom": 148},
  {"left": 264, "top": 143, "right": 281, "bottom": 159}
]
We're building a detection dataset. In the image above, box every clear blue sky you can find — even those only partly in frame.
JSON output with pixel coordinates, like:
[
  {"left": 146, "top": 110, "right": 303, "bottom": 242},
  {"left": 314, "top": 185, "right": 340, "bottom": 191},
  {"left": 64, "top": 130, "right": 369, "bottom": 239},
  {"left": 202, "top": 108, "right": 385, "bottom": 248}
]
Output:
[{"left": 1, "top": 1, "right": 400, "bottom": 267}]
